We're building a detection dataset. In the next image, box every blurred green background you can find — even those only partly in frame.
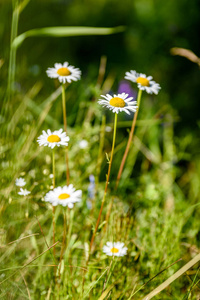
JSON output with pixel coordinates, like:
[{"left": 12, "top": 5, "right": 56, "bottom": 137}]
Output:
[{"left": 1, "top": 0, "right": 200, "bottom": 136}]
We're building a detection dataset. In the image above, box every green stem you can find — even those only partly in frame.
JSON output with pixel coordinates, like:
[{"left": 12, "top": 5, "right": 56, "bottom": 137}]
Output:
[
  {"left": 105, "top": 257, "right": 117, "bottom": 290},
  {"left": 62, "top": 84, "right": 67, "bottom": 133},
  {"left": 62, "top": 84, "right": 70, "bottom": 185},
  {"left": 5, "top": 0, "right": 19, "bottom": 110},
  {"left": 90, "top": 113, "right": 118, "bottom": 250},
  {"left": 52, "top": 148, "right": 55, "bottom": 189},
  {"left": 96, "top": 114, "right": 106, "bottom": 186},
  {"left": 52, "top": 149, "right": 56, "bottom": 269},
  {"left": 115, "top": 89, "right": 142, "bottom": 189}
]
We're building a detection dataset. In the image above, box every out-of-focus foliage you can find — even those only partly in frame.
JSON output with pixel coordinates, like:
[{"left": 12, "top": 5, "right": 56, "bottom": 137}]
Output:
[{"left": 1, "top": 0, "right": 200, "bottom": 134}]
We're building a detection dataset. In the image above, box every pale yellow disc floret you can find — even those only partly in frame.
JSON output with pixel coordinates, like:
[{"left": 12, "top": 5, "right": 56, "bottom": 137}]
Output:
[
  {"left": 47, "top": 135, "right": 61, "bottom": 143},
  {"left": 110, "top": 247, "right": 119, "bottom": 253},
  {"left": 57, "top": 67, "right": 71, "bottom": 76},
  {"left": 109, "top": 97, "right": 126, "bottom": 108},
  {"left": 136, "top": 77, "right": 150, "bottom": 86},
  {"left": 58, "top": 193, "right": 70, "bottom": 200}
]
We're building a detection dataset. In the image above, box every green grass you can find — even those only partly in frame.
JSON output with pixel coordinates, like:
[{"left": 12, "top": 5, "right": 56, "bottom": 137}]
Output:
[
  {"left": 1, "top": 77, "right": 200, "bottom": 299},
  {"left": 1, "top": 1, "right": 200, "bottom": 299}
]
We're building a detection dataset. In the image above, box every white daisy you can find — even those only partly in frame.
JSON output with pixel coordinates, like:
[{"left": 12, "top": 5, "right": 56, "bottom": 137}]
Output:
[
  {"left": 37, "top": 129, "right": 69, "bottom": 149},
  {"left": 103, "top": 242, "right": 128, "bottom": 257},
  {"left": 44, "top": 184, "right": 82, "bottom": 208},
  {"left": 98, "top": 93, "right": 137, "bottom": 115},
  {"left": 18, "top": 188, "right": 31, "bottom": 196},
  {"left": 46, "top": 62, "right": 81, "bottom": 84},
  {"left": 125, "top": 70, "right": 161, "bottom": 94},
  {"left": 15, "top": 177, "right": 26, "bottom": 187}
]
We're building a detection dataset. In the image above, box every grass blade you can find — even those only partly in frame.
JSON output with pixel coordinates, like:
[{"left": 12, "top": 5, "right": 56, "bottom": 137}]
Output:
[
  {"left": 12, "top": 26, "right": 125, "bottom": 48},
  {"left": 142, "top": 253, "right": 200, "bottom": 300}
]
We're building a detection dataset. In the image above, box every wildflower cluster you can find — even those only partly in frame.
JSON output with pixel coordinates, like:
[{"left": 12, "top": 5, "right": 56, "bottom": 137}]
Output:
[
  {"left": 15, "top": 177, "right": 30, "bottom": 196},
  {"left": 15, "top": 60, "right": 161, "bottom": 291}
]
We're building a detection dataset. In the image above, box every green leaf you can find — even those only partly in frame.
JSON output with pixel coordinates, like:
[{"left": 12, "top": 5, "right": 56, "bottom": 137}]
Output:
[{"left": 12, "top": 26, "right": 126, "bottom": 49}]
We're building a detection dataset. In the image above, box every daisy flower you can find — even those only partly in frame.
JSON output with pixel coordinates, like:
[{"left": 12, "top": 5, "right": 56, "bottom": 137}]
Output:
[
  {"left": 98, "top": 93, "right": 137, "bottom": 115},
  {"left": 125, "top": 70, "right": 161, "bottom": 95},
  {"left": 44, "top": 184, "right": 82, "bottom": 208},
  {"left": 15, "top": 177, "right": 26, "bottom": 187},
  {"left": 18, "top": 188, "right": 31, "bottom": 196},
  {"left": 103, "top": 242, "right": 128, "bottom": 257},
  {"left": 37, "top": 129, "right": 69, "bottom": 149},
  {"left": 46, "top": 62, "right": 81, "bottom": 84}
]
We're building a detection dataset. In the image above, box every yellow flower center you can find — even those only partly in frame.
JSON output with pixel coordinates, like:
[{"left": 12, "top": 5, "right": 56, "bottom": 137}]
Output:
[
  {"left": 110, "top": 247, "right": 119, "bottom": 253},
  {"left": 136, "top": 77, "right": 150, "bottom": 86},
  {"left": 47, "top": 135, "right": 61, "bottom": 143},
  {"left": 58, "top": 193, "right": 70, "bottom": 200},
  {"left": 57, "top": 67, "right": 71, "bottom": 76},
  {"left": 109, "top": 97, "right": 125, "bottom": 108}
]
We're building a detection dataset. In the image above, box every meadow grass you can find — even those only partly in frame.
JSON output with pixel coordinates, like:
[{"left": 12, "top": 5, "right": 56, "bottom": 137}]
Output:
[{"left": 1, "top": 1, "right": 200, "bottom": 300}]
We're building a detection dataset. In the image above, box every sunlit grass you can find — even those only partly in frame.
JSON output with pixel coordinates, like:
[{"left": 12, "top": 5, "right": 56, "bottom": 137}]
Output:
[{"left": 1, "top": 1, "right": 200, "bottom": 299}]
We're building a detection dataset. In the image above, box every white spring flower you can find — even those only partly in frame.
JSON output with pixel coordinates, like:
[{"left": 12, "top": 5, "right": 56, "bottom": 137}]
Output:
[
  {"left": 18, "top": 188, "right": 31, "bottom": 196},
  {"left": 44, "top": 184, "right": 82, "bottom": 208},
  {"left": 46, "top": 62, "right": 81, "bottom": 84},
  {"left": 125, "top": 70, "right": 161, "bottom": 94},
  {"left": 37, "top": 129, "right": 69, "bottom": 149},
  {"left": 103, "top": 242, "right": 128, "bottom": 257},
  {"left": 98, "top": 93, "right": 137, "bottom": 115},
  {"left": 79, "top": 140, "right": 88, "bottom": 149},
  {"left": 15, "top": 177, "right": 26, "bottom": 187}
]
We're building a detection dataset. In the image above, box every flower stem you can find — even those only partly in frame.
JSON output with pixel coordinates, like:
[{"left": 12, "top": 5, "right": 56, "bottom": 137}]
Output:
[
  {"left": 96, "top": 114, "right": 106, "bottom": 186},
  {"left": 59, "top": 210, "right": 67, "bottom": 265},
  {"left": 52, "top": 148, "right": 56, "bottom": 262},
  {"left": 104, "top": 256, "right": 117, "bottom": 290},
  {"left": 115, "top": 89, "right": 142, "bottom": 189},
  {"left": 90, "top": 113, "right": 118, "bottom": 251},
  {"left": 52, "top": 148, "right": 55, "bottom": 189},
  {"left": 62, "top": 84, "right": 70, "bottom": 185}
]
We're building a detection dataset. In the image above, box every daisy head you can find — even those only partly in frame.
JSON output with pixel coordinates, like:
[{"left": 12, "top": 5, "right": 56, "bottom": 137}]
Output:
[
  {"left": 15, "top": 177, "right": 26, "bottom": 187},
  {"left": 46, "top": 62, "right": 81, "bottom": 84},
  {"left": 37, "top": 129, "right": 69, "bottom": 149},
  {"left": 18, "top": 188, "right": 31, "bottom": 196},
  {"left": 44, "top": 184, "right": 82, "bottom": 208},
  {"left": 98, "top": 93, "right": 137, "bottom": 115},
  {"left": 125, "top": 70, "right": 161, "bottom": 95},
  {"left": 103, "top": 242, "right": 128, "bottom": 257}
]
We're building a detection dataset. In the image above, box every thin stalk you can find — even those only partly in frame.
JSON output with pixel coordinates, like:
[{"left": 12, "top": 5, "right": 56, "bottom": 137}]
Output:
[
  {"left": 105, "top": 257, "right": 117, "bottom": 290},
  {"left": 57, "top": 209, "right": 67, "bottom": 292},
  {"left": 62, "top": 84, "right": 70, "bottom": 185},
  {"left": 59, "top": 83, "right": 69, "bottom": 286},
  {"left": 66, "top": 209, "right": 74, "bottom": 253},
  {"left": 65, "top": 209, "right": 74, "bottom": 293},
  {"left": 115, "top": 89, "right": 142, "bottom": 189},
  {"left": 96, "top": 114, "right": 106, "bottom": 186},
  {"left": 5, "top": 0, "right": 19, "bottom": 111},
  {"left": 52, "top": 149, "right": 56, "bottom": 263},
  {"left": 90, "top": 113, "right": 118, "bottom": 251},
  {"left": 102, "top": 257, "right": 114, "bottom": 293},
  {"left": 59, "top": 211, "right": 67, "bottom": 258}
]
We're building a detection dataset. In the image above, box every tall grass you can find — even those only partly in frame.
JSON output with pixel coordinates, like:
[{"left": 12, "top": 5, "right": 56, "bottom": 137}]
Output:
[{"left": 1, "top": 1, "right": 200, "bottom": 299}]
